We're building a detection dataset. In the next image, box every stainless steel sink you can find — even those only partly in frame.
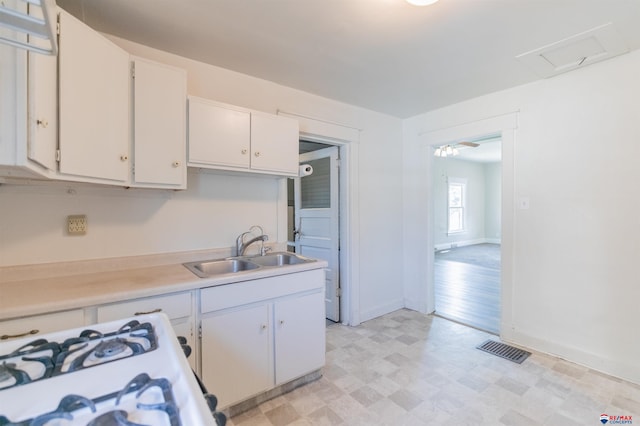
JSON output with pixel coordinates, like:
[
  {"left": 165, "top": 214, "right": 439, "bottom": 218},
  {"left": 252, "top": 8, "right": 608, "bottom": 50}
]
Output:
[
  {"left": 246, "top": 252, "right": 314, "bottom": 267},
  {"left": 183, "top": 258, "right": 260, "bottom": 278},
  {"left": 183, "top": 252, "right": 315, "bottom": 278}
]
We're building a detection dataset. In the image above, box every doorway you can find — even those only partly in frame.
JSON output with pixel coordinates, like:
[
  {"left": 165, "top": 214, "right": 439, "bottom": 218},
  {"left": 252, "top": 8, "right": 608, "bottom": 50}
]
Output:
[
  {"left": 432, "top": 136, "right": 502, "bottom": 334},
  {"left": 288, "top": 141, "right": 341, "bottom": 323}
]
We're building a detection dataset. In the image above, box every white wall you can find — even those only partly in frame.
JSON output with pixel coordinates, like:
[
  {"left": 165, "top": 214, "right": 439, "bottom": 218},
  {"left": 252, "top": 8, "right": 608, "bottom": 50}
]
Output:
[
  {"left": 0, "top": 37, "right": 404, "bottom": 324},
  {"left": 403, "top": 49, "right": 640, "bottom": 384},
  {"left": 484, "top": 162, "right": 501, "bottom": 242}
]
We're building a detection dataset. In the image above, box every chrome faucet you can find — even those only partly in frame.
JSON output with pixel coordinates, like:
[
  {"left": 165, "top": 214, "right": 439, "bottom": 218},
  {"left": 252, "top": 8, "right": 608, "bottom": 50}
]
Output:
[{"left": 236, "top": 226, "right": 269, "bottom": 256}]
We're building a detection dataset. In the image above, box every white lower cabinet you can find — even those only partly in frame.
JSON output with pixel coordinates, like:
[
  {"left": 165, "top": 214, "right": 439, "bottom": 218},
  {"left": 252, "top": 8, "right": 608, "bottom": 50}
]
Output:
[
  {"left": 274, "top": 291, "right": 325, "bottom": 385},
  {"left": 199, "top": 269, "right": 325, "bottom": 409},
  {"left": 201, "top": 304, "right": 272, "bottom": 409},
  {"left": 0, "top": 309, "right": 85, "bottom": 342},
  {"left": 95, "top": 291, "right": 196, "bottom": 370}
]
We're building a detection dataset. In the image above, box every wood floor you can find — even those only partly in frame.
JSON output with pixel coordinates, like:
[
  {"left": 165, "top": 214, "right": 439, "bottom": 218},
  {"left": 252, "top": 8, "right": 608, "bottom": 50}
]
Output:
[{"left": 434, "top": 244, "right": 500, "bottom": 334}]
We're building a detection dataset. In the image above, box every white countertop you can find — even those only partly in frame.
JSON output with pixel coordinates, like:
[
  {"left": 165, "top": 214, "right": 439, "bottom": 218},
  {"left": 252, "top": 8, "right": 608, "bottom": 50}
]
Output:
[{"left": 0, "top": 248, "right": 327, "bottom": 321}]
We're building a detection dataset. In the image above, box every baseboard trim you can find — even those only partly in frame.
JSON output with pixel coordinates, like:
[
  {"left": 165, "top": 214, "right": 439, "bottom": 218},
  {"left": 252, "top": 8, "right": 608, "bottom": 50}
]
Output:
[
  {"left": 360, "top": 299, "right": 404, "bottom": 323},
  {"left": 404, "top": 298, "right": 430, "bottom": 314},
  {"left": 434, "top": 238, "right": 499, "bottom": 251},
  {"left": 224, "top": 369, "right": 323, "bottom": 418},
  {"left": 502, "top": 328, "right": 640, "bottom": 386}
]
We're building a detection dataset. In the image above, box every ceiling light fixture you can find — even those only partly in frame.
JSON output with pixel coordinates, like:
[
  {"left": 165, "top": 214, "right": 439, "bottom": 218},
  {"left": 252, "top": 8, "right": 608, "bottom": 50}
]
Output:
[
  {"left": 406, "top": 0, "right": 439, "bottom": 6},
  {"left": 434, "top": 144, "right": 459, "bottom": 158}
]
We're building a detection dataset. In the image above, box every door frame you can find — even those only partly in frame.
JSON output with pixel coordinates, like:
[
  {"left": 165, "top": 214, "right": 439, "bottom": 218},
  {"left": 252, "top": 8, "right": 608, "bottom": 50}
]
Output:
[
  {"left": 276, "top": 112, "right": 361, "bottom": 326},
  {"left": 421, "top": 112, "right": 517, "bottom": 338},
  {"left": 432, "top": 138, "right": 502, "bottom": 334}
]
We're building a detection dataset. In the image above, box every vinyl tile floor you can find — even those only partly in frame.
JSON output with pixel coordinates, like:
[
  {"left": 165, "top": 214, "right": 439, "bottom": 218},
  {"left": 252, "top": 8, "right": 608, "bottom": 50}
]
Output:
[{"left": 227, "top": 309, "right": 640, "bottom": 426}]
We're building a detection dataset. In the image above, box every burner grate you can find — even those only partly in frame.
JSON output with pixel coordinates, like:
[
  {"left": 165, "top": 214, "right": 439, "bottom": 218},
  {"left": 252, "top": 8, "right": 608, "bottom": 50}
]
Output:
[{"left": 476, "top": 340, "right": 530, "bottom": 364}]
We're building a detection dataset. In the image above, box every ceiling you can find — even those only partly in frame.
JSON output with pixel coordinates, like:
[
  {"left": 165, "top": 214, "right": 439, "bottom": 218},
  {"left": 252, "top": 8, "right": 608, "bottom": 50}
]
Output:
[{"left": 56, "top": 0, "right": 640, "bottom": 118}]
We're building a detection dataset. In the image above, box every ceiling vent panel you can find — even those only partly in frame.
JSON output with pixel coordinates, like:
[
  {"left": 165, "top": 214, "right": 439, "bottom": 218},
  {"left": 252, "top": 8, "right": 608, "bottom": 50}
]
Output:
[{"left": 516, "top": 23, "right": 628, "bottom": 78}]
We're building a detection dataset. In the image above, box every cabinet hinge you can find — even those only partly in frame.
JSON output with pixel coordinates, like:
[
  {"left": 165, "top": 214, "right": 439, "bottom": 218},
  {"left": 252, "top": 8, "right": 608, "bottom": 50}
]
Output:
[
  {"left": 336, "top": 287, "right": 342, "bottom": 297},
  {"left": 55, "top": 149, "right": 61, "bottom": 162},
  {"left": 198, "top": 324, "right": 202, "bottom": 339},
  {"left": 131, "top": 63, "right": 135, "bottom": 79},
  {"left": 56, "top": 21, "right": 60, "bottom": 36},
  {"left": 335, "top": 159, "right": 342, "bottom": 168}
]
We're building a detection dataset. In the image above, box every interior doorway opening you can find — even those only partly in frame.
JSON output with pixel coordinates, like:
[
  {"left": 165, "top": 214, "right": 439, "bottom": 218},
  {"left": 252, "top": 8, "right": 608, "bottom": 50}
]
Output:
[
  {"left": 432, "top": 135, "right": 502, "bottom": 334},
  {"left": 288, "top": 140, "right": 341, "bottom": 323}
]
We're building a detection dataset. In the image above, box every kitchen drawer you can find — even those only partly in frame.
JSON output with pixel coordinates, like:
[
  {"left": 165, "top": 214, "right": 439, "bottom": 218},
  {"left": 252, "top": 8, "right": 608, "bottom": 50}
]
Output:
[
  {"left": 97, "top": 292, "right": 192, "bottom": 322},
  {"left": 0, "top": 309, "right": 85, "bottom": 343}
]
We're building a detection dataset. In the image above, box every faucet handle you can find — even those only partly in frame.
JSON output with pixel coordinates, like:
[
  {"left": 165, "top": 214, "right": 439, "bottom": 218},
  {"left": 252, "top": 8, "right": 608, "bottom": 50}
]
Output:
[{"left": 261, "top": 245, "right": 272, "bottom": 256}]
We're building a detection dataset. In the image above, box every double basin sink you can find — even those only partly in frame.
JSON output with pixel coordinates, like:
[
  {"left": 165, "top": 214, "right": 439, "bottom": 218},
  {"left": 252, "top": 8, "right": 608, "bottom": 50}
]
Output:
[{"left": 183, "top": 252, "right": 315, "bottom": 278}]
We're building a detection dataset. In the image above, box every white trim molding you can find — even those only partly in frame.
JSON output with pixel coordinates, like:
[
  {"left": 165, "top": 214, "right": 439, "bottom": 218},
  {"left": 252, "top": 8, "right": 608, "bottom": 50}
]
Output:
[
  {"left": 278, "top": 111, "right": 362, "bottom": 326},
  {"left": 420, "top": 111, "right": 518, "bottom": 339}
]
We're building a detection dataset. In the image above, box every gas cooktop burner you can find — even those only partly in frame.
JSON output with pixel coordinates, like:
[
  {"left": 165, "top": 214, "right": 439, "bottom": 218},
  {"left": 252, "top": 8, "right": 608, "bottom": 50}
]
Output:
[
  {"left": 0, "top": 340, "right": 60, "bottom": 390},
  {"left": 0, "top": 373, "right": 181, "bottom": 426},
  {"left": 0, "top": 320, "right": 157, "bottom": 390},
  {"left": 0, "top": 314, "right": 219, "bottom": 425}
]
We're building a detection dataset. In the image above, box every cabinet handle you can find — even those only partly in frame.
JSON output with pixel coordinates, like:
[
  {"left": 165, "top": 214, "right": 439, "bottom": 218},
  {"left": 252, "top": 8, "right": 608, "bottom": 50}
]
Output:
[
  {"left": 254, "top": 151, "right": 261, "bottom": 157},
  {"left": 172, "top": 161, "right": 180, "bottom": 168},
  {"left": 279, "top": 320, "right": 285, "bottom": 325},
  {"left": 260, "top": 324, "right": 267, "bottom": 330},
  {"left": 1, "top": 329, "right": 39, "bottom": 340},
  {"left": 36, "top": 119, "right": 48, "bottom": 128},
  {"left": 134, "top": 308, "right": 162, "bottom": 316},
  {"left": 241, "top": 149, "right": 248, "bottom": 155},
  {"left": 120, "top": 155, "right": 129, "bottom": 162}
]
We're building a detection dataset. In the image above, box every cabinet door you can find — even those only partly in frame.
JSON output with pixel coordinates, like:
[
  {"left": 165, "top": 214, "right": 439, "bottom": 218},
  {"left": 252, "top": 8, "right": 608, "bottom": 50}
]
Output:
[
  {"left": 26, "top": 5, "right": 57, "bottom": 171},
  {"left": 188, "top": 97, "right": 250, "bottom": 169},
  {"left": 250, "top": 112, "right": 299, "bottom": 175},
  {"left": 201, "top": 304, "right": 272, "bottom": 409},
  {"left": 58, "top": 10, "right": 130, "bottom": 183},
  {"left": 132, "top": 58, "right": 186, "bottom": 188},
  {"left": 274, "top": 290, "right": 325, "bottom": 385}
]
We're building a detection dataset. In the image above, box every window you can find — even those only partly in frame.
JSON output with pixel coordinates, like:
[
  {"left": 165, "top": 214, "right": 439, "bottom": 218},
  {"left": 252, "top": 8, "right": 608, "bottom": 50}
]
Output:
[{"left": 448, "top": 178, "right": 466, "bottom": 234}]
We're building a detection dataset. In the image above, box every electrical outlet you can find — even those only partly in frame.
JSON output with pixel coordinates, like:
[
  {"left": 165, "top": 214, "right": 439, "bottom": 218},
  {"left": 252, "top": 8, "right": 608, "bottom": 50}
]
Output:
[{"left": 67, "top": 215, "right": 87, "bottom": 235}]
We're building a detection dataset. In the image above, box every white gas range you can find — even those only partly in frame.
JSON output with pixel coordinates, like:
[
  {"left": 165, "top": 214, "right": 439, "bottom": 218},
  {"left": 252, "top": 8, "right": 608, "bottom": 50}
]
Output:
[{"left": 0, "top": 313, "right": 224, "bottom": 425}]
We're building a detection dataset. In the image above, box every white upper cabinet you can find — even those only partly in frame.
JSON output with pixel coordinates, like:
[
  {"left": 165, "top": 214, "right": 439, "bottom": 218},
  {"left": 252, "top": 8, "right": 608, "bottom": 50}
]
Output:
[
  {"left": 132, "top": 57, "right": 187, "bottom": 189},
  {"left": 58, "top": 9, "right": 130, "bottom": 183},
  {"left": 2, "top": 8, "right": 189, "bottom": 188},
  {"left": 250, "top": 112, "right": 299, "bottom": 175},
  {"left": 28, "top": 48, "right": 57, "bottom": 171},
  {"left": 0, "top": 0, "right": 56, "bottom": 179},
  {"left": 188, "top": 97, "right": 250, "bottom": 170},
  {"left": 188, "top": 96, "right": 299, "bottom": 177}
]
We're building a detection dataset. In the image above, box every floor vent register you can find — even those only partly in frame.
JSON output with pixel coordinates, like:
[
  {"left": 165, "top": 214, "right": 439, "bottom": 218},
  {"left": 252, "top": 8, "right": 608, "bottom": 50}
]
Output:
[{"left": 476, "top": 340, "right": 531, "bottom": 364}]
